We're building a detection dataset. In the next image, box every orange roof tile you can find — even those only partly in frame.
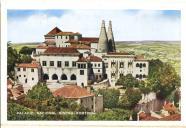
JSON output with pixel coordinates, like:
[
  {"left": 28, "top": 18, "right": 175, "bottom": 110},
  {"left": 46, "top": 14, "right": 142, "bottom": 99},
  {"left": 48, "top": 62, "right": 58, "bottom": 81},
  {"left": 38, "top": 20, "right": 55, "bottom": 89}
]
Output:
[
  {"left": 56, "top": 31, "right": 81, "bottom": 36},
  {"left": 45, "top": 27, "right": 62, "bottom": 36},
  {"left": 53, "top": 85, "right": 94, "bottom": 98},
  {"left": 159, "top": 114, "right": 181, "bottom": 121},
  {"left": 16, "top": 61, "right": 40, "bottom": 68},
  {"left": 79, "top": 37, "right": 99, "bottom": 42},
  {"left": 163, "top": 102, "right": 177, "bottom": 114},
  {"left": 44, "top": 41, "right": 56, "bottom": 45},
  {"left": 77, "top": 57, "right": 88, "bottom": 62},
  {"left": 87, "top": 55, "right": 102, "bottom": 62},
  {"left": 36, "top": 45, "right": 48, "bottom": 49},
  {"left": 44, "top": 47, "right": 79, "bottom": 54},
  {"left": 69, "top": 44, "right": 90, "bottom": 49}
]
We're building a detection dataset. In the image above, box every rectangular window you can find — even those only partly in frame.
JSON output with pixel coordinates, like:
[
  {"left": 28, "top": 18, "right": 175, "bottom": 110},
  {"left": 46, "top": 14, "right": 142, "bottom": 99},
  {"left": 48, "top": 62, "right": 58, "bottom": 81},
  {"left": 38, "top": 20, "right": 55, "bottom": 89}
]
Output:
[
  {"left": 17, "top": 68, "right": 20, "bottom": 71},
  {"left": 80, "top": 70, "right": 84, "bottom": 75},
  {"left": 78, "top": 64, "right": 81, "bottom": 68},
  {"left": 120, "top": 62, "right": 124, "bottom": 68},
  {"left": 65, "top": 61, "right": 69, "bottom": 67},
  {"left": 50, "top": 61, "right": 54, "bottom": 66},
  {"left": 111, "top": 62, "right": 115, "bottom": 67},
  {"left": 105, "top": 63, "right": 108, "bottom": 68},
  {"left": 72, "top": 61, "right": 76, "bottom": 67},
  {"left": 31, "top": 69, "right": 34, "bottom": 72},
  {"left": 23, "top": 68, "right": 26, "bottom": 71},
  {"left": 42, "top": 61, "right": 47, "bottom": 66},
  {"left": 57, "top": 61, "right": 62, "bottom": 67}
]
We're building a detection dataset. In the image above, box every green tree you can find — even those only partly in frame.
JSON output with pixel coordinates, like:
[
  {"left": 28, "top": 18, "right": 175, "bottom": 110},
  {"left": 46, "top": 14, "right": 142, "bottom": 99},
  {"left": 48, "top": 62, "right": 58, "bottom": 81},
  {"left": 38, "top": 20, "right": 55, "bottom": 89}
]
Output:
[
  {"left": 116, "top": 74, "right": 139, "bottom": 88},
  {"left": 27, "top": 83, "right": 53, "bottom": 100},
  {"left": 7, "top": 43, "right": 20, "bottom": 79},
  {"left": 98, "top": 88, "right": 120, "bottom": 109},
  {"left": 86, "top": 108, "right": 131, "bottom": 120},
  {"left": 7, "top": 102, "right": 42, "bottom": 120},
  {"left": 19, "top": 46, "right": 35, "bottom": 55},
  {"left": 20, "top": 54, "right": 32, "bottom": 63},
  {"left": 118, "top": 88, "right": 142, "bottom": 109},
  {"left": 148, "top": 59, "right": 180, "bottom": 99}
]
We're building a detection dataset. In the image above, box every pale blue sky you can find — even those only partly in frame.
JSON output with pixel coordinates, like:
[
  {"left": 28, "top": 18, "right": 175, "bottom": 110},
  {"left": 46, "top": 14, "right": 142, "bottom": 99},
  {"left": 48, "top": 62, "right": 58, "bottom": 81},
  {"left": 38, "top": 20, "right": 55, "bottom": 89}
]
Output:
[{"left": 7, "top": 9, "right": 181, "bottom": 42}]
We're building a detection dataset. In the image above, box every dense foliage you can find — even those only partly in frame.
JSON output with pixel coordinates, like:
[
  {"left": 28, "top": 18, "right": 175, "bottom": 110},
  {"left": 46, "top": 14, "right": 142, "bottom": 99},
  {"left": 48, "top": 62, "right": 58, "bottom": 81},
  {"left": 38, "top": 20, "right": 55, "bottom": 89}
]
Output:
[
  {"left": 148, "top": 59, "right": 180, "bottom": 99},
  {"left": 116, "top": 74, "right": 139, "bottom": 88},
  {"left": 7, "top": 102, "right": 79, "bottom": 120},
  {"left": 19, "top": 46, "right": 35, "bottom": 55},
  {"left": 118, "top": 88, "right": 142, "bottom": 109},
  {"left": 19, "top": 54, "right": 32, "bottom": 63},
  {"left": 98, "top": 88, "right": 120, "bottom": 109},
  {"left": 7, "top": 43, "right": 20, "bottom": 79},
  {"left": 7, "top": 44, "right": 33, "bottom": 78},
  {"left": 86, "top": 108, "right": 131, "bottom": 120},
  {"left": 27, "top": 83, "right": 53, "bottom": 100}
]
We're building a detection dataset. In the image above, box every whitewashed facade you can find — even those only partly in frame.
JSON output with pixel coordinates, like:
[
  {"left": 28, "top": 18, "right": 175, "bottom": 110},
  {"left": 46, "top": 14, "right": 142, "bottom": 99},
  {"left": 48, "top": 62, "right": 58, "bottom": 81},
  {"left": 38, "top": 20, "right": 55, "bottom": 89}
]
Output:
[{"left": 15, "top": 20, "right": 149, "bottom": 89}]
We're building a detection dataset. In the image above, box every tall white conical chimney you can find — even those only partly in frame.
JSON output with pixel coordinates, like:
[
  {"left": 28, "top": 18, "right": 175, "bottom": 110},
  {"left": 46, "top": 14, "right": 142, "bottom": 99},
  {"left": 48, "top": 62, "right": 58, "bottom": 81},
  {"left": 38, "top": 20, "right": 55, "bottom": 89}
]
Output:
[
  {"left": 98, "top": 20, "right": 108, "bottom": 53},
  {"left": 107, "top": 20, "right": 116, "bottom": 52}
]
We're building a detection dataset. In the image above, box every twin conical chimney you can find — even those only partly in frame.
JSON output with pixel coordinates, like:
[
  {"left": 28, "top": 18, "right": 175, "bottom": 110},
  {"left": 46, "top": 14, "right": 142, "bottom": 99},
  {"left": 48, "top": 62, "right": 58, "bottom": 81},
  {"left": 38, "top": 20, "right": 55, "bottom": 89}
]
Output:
[
  {"left": 107, "top": 21, "right": 116, "bottom": 52},
  {"left": 98, "top": 20, "right": 108, "bottom": 53},
  {"left": 98, "top": 20, "right": 116, "bottom": 53}
]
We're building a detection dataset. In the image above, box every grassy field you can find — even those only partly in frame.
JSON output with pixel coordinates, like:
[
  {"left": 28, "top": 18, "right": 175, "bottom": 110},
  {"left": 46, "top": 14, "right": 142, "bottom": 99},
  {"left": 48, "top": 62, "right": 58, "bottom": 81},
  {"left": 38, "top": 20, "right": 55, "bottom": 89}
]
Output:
[
  {"left": 11, "top": 43, "right": 39, "bottom": 52},
  {"left": 116, "top": 41, "right": 180, "bottom": 75}
]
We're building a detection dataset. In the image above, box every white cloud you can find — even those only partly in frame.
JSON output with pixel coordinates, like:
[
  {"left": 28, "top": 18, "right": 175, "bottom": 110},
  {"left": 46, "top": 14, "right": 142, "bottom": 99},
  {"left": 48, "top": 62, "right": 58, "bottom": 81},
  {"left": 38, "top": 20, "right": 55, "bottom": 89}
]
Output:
[{"left": 7, "top": 10, "right": 181, "bottom": 43}]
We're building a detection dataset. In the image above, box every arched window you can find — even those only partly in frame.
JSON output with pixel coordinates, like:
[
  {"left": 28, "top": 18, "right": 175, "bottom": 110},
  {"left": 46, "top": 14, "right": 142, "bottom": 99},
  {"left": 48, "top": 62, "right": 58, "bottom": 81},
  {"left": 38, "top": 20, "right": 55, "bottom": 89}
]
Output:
[
  {"left": 104, "top": 74, "right": 108, "bottom": 79},
  {"left": 139, "top": 74, "right": 142, "bottom": 79},
  {"left": 136, "top": 74, "right": 139, "bottom": 78},
  {"left": 143, "top": 63, "right": 146, "bottom": 67},
  {"left": 61, "top": 74, "right": 67, "bottom": 80},
  {"left": 52, "top": 74, "right": 58, "bottom": 80},
  {"left": 136, "top": 63, "right": 139, "bottom": 67},
  {"left": 43, "top": 74, "right": 49, "bottom": 80},
  {"left": 140, "top": 63, "right": 142, "bottom": 68},
  {"left": 143, "top": 74, "right": 146, "bottom": 78},
  {"left": 71, "top": 74, "right": 76, "bottom": 80},
  {"left": 120, "top": 73, "right": 124, "bottom": 78}
]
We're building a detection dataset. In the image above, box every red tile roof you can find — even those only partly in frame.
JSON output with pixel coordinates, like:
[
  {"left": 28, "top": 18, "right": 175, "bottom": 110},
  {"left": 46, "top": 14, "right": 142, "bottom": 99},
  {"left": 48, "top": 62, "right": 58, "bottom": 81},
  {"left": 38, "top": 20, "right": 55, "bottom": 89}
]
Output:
[
  {"left": 44, "top": 41, "right": 56, "bottom": 45},
  {"left": 87, "top": 55, "right": 102, "bottom": 62},
  {"left": 79, "top": 37, "right": 99, "bottom": 42},
  {"left": 69, "top": 44, "right": 90, "bottom": 49},
  {"left": 53, "top": 85, "right": 94, "bottom": 98},
  {"left": 56, "top": 31, "right": 81, "bottom": 36},
  {"left": 7, "top": 79, "right": 13, "bottom": 86},
  {"left": 159, "top": 114, "right": 181, "bottom": 121},
  {"left": 16, "top": 61, "right": 40, "bottom": 68},
  {"left": 45, "top": 27, "right": 62, "bottom": 36},
  {"left": 163, "top": 102, "right": 178, "bottom": 114},
  {"left": 36, "top": 45, "right": 48, "bottom": 49},
  {"left": 77, "top": 56, "right": 88, "bottom": 62},
  {"left": 44, "top": 47, "right": 79, "bottom": 54}
]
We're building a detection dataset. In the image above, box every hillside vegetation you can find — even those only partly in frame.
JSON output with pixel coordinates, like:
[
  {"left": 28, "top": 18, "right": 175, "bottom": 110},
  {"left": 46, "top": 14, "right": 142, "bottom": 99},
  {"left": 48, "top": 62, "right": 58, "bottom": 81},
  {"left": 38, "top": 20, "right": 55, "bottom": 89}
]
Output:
[{"left": 116, "top": 41, "right": 180, "bottom": 74}]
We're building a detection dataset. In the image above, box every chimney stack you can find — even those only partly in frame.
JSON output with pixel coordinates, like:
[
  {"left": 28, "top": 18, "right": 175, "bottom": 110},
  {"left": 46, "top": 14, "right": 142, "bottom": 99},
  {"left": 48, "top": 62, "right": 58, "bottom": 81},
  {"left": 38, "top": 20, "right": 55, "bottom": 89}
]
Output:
[
  {"left": 107, "top": 20, "right": 116, "bottom": 52},
  {"left": 98, "top": 20, "right": 108, "bottom": 53}
]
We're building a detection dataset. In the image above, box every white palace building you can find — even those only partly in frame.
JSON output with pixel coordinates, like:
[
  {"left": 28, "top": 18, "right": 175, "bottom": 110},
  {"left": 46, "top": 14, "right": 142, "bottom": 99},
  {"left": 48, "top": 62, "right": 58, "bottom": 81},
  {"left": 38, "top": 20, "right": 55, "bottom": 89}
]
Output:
[{"left": 15, "top": 20, "right": 149, "bottom": 91}]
